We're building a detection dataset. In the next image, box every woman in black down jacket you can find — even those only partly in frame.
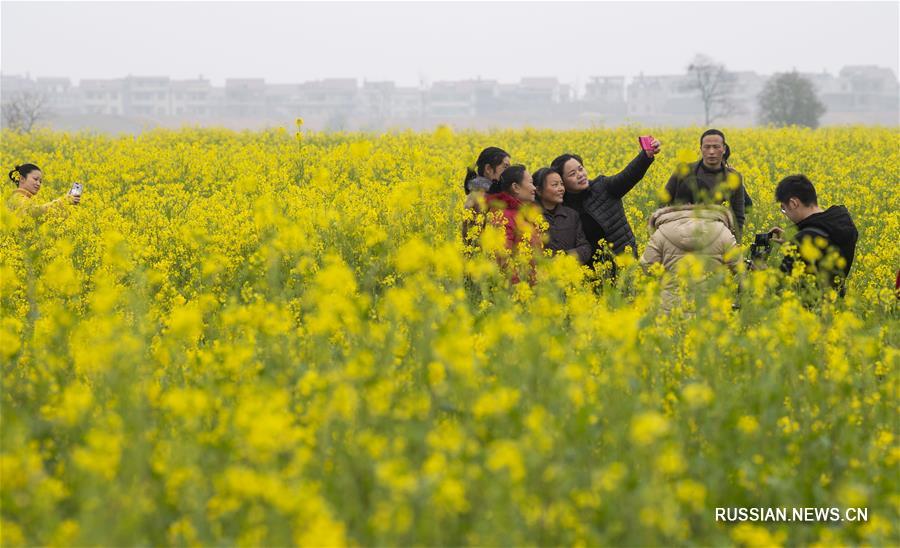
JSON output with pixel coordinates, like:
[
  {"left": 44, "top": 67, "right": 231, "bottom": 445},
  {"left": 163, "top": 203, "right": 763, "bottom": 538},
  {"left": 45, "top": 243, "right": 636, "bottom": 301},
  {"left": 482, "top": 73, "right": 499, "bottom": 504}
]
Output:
[{"left": 551, "top": 138, "right": 661, "bottom": 269}]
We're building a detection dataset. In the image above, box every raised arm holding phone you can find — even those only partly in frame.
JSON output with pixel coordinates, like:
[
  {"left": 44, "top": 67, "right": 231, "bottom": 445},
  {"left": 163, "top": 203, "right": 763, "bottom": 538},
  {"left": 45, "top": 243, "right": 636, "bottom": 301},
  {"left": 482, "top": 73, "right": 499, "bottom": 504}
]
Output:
[
  {"left": 552, "top": 136, "right": 661, "bottom": 268},
  {"left": 7, "top": 164, "right": 82, "bottom": 218}
]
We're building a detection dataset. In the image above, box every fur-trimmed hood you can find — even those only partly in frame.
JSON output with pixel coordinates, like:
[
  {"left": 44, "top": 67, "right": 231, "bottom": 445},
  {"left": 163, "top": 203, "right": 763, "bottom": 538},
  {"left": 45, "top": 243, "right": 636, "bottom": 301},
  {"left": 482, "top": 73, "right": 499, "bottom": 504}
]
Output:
[{"left": 648, "top": 204, "right": 735, "bottom": 252}]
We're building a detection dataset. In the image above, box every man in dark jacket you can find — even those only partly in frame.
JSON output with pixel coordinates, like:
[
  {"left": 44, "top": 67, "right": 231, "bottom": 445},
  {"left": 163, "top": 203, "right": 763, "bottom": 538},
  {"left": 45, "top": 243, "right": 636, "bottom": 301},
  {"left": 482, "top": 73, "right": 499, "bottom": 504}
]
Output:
[
  {"left": 769, "top": 174, "right": 859, "bottom": 297},
  {"left": 663, "top": 129, "right": 747, "bottom": 239},
  {"left": 552, "top": 137, "right": 661, "bottom": 268}
]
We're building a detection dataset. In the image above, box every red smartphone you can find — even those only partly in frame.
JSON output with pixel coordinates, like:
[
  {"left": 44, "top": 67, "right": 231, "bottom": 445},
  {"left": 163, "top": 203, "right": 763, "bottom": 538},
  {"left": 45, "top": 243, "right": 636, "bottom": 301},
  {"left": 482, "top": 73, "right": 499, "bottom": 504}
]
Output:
[{"left": 639, "top": 135, "right": 655, "bottom": 151}]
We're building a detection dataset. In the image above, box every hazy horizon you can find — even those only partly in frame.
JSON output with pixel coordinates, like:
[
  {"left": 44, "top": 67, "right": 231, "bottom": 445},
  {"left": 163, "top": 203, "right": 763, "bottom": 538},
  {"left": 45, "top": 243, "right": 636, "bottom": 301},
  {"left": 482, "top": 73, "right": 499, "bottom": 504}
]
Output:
[{"left": 3, "top": 1, "right": 898, "bottom": 88}]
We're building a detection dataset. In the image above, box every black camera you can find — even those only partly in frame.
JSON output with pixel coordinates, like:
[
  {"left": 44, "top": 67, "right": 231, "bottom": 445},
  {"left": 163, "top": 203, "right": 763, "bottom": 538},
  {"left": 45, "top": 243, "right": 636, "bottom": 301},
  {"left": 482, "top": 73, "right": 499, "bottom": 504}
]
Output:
[{"left": 747, "top": 232, "right": 773, "bottom": 264}]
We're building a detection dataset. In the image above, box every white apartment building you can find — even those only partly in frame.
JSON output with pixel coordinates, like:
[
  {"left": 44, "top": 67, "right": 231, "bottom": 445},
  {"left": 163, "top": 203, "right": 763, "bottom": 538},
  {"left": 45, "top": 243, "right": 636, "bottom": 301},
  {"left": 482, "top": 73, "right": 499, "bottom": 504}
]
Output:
[
  {"left": 124, "top": 76, "right": 171, "bottom": 117},
  {"left": 35, "top": 77, "right": 80, "bottom": 116},
  {"left": 583, "top": 76, "right": 627, "bottom": 117},
  {"left": 1, "top": 66, "right": 896, "bottom": 130},
  {"left": 224, "top": 78, "right": 266, "bottom": 117},
  {"left": 171, "top": 79, "right": 213, "bottom": 117},
  {"left": 81, "top": 79, "right": 126, "bottom": 115}
]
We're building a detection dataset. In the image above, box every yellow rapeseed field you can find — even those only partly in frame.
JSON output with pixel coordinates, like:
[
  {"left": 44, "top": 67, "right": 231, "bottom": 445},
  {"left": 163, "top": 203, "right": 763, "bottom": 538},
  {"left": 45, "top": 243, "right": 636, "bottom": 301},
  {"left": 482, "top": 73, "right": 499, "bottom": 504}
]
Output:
[{"left": 1, "top": 126, "right": 898, "bottom": 546}]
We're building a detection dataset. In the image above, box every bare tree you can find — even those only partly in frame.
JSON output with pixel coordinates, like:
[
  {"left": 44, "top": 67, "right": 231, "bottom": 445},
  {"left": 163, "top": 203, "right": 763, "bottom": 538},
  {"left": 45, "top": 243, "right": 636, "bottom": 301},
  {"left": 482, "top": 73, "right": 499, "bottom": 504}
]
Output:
[
  {"left": 1, "top": 92, "right": 49, "bottom": 132},
  {"left": 686, "top": 54, "right": 737, "bottom": 125}
]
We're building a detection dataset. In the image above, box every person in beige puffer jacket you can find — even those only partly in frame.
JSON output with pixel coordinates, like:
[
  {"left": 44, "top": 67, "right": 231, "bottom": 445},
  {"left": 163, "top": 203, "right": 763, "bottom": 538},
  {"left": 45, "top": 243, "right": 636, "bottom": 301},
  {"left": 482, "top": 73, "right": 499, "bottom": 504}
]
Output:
[{"left": 641, "top": 203, "right": 739, "bottom": 311}]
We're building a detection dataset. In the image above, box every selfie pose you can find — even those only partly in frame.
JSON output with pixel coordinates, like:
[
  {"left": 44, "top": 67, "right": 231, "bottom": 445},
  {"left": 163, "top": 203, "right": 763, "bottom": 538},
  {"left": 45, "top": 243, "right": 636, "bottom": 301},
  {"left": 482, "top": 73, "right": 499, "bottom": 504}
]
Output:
[
  {"left": 533, "top": 166, "right": 591, "bottom": 265},
  {"left": 551, "top": 136, "right": 661, "bottom": 270},
  {"left": 7, "top": 164, "right": 81, "bottom": 217}
]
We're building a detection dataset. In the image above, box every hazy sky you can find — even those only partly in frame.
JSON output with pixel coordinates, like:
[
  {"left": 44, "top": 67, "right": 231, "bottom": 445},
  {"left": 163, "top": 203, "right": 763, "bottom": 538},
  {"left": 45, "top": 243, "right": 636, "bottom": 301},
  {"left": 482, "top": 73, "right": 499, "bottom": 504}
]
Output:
[{"left": 2, "top": 1, "right": 898, "bottom": 87}]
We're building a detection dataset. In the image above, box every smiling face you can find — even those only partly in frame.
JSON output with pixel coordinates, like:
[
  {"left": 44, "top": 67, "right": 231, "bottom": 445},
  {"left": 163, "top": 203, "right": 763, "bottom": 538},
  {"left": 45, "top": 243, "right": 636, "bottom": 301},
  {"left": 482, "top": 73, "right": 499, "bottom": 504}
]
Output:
[
  {"left": 539, "top": 171, "right": 565, "bottom": 206},
  {"left": 511, "top": 171, "right": 536, "bottom": 202},
  {"left": 701, "top": 134, "right": 725, "bottom": 169},
  {"left": 560, "top": 158, "right": 589, "bottom": 192},
  {"left": 18, "top": 170, "right": 43, "bottom": 194}
]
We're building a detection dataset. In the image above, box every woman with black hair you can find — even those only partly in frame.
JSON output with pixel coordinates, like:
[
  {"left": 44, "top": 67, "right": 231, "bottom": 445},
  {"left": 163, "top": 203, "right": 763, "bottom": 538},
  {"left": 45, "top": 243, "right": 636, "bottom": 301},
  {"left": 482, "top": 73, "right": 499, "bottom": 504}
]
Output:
[
  {"left": 533, "top": 167, "right": 591, "bottom": 265},
  {"left": 464, "top": 146, "right": 510, "bottom": 193},
  {"left": 487, "top": 165, "right": 538, "bottom": 250},
  {"left": 7, "top": 163, "right": 80, "bottom": 217},
  {"left": 462, "top": 147, "right": 511, "bottom": 246},
  {"left": 486, "top": 165, "right": 541, "bottom": 283},
  {"left": 551, "top": 137, "right": 661, "bottom": 268}
]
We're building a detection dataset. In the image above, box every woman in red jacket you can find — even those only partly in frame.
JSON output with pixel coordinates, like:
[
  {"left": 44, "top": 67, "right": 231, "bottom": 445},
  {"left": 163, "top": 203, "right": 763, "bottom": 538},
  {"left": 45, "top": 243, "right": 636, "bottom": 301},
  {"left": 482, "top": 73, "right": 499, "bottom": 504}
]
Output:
[
  {"left": 462, "top": 147, "right": 511, "bottom": 247},
  {"left": 486, "top": 165, "right": 541, "bottom": 283}
]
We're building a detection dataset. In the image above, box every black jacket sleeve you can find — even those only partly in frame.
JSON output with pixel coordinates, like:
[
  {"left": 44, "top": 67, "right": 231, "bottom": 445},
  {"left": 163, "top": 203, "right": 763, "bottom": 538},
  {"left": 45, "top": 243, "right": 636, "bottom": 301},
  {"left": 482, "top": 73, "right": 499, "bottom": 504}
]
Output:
[
  {"left": 779, "top": 228, "right": 821, "bottom": 274},
  {"left": 663, "top": 172, "right": 679, "bottom": 205},
  {"left": 572, "top": 216, "right": 593, "bottom": 266},
  {"left": 743, "top": 185, "right": 754, "bottom": 208},
  {"left": 729, "top": 174, "right": 746, "bottom": 239},
  {"left": 595, "top": 152, "right": 655, "bottom": 200}
]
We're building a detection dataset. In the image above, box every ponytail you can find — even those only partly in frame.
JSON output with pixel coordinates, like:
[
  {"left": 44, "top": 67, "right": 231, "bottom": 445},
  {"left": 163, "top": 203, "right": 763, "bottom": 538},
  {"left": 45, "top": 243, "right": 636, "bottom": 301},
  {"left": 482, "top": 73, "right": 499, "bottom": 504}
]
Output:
[{"left": 464, "top": 167, "right": 478, "bottom": 194}]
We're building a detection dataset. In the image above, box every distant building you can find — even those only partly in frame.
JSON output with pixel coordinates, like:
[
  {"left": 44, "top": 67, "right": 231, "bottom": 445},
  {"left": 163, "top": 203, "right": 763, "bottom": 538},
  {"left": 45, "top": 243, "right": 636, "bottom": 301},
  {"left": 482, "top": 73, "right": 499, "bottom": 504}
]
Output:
[
  {"left": 296, "top": 78, "right": 358, "bottom": 123},
  {"left": 728, "top": 71, "right": 766, "bottom": 121},
  {"left": 833, "top": 66, "right": 898, "bottom": 111},
  {"left": 508, "top": 77, "right": 563, "bottom": 105},
  {"left": 428, "top": 80, "right": 480, "bottom": 118},
  {"left": 208, "top": 87, "right": 227, "bottom": 118},
  {"left": 225, "top": 78, "right": 266, "bottom": 117},
  {"left": 265, "top": 83, "right": 300, "bottom": 119},
  {"left": 35, "top": 77, "right": 80, "bottom": 117},
  {"left": 1, "top": 74, "right": 33, "bottom": 96},
  {"left": 81, "top": 79, "right": 126, "bottom": 115},
  {"left": 1, "top": 66, "right": 897, "bottom": 131},
  {"left": 796, "top": 66, "right": 899, "bottom": 124},
  {"left": 390, "top": 86, "right": 424, "bottom": 121},
  {"left": 584, "top": 76, "right": 627, "bottom": 118},
  {"left": 171, "top": 78, "right": 213, "bottom": 117},
  {"left": 123, "top": 76, "right": 171, "bottom": 117},
  {"left": 627, "top": 74, "right": 700, "bottom": 120},
  {"left": 361, "top": 81, "right": 395, "bottom": 121}
]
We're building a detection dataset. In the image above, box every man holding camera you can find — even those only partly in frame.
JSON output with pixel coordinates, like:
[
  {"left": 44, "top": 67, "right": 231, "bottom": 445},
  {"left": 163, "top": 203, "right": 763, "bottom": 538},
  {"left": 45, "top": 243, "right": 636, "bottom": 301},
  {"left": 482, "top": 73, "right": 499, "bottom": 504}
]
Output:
[{"left": 768, "top": 175, "right": 858, "bottom": 297}]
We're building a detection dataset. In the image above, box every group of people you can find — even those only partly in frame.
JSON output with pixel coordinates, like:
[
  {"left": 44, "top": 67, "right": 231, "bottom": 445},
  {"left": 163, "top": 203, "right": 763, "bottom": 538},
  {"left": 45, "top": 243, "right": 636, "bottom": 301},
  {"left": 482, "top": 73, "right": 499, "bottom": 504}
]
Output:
[
  {"left": 6, "top": 133, "right": 872, "bottom": 303},
  {"left": 461, "top": 129, "right": 862, "bottom": 302},
  {"left": 463, "top": 137, "right": 662, "bottom": 277}
]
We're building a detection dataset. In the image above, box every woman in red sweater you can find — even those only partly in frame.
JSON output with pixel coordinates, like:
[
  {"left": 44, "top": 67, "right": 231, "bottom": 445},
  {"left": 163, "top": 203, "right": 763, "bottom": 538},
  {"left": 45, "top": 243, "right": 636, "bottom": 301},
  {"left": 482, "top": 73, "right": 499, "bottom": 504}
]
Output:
[{"left": 486, "top": 165, "right": 541, "bottom": 283}]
